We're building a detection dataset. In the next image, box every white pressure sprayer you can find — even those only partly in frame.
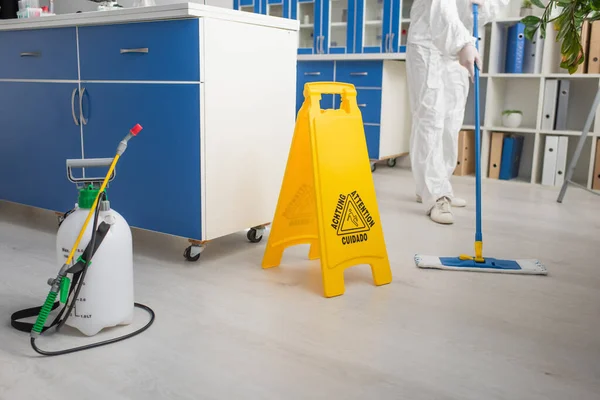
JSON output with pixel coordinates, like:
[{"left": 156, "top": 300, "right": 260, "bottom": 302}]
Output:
[{"left": 11, "top": 124, "right": 155, "bottom": 356}]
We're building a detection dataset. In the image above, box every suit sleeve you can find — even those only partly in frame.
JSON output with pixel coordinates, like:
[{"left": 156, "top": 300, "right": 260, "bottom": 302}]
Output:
[
  {"left": 477, "top": 0, "right": 511, "bottom": 26},
  {"left": 429, "top": 0, "right": 476, "bottom": 57}
]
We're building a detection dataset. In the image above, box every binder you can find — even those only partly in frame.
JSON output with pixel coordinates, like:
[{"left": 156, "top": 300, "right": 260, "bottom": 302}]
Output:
[
  {"left": 593, "top": 140, "right": 600, "bottom": 190},
  {"left": 523, "top": 30, "right": 545, "bottom": 74},
  {"left": 587, "top": 20, "right": 600, "bottom": 74},
  {"left": 541, "top": 79, "right": 559, "bottom": 131},
  {"left": 541, "top": 136, "right": 559, "bottom": 186},
  {"left": 554, "top": 80, "right": 571, "bottom": 131},
  {"left": 554, "top": 136, "right": 568, "bottom": 187},
  {"left": 488, "top": 132, "right": 504, "bottom": 179},
  {"left": 499, "top": 134, "right": 524, "bottom": 180},
  {"left": 454, "top": 130, "right": 475, "bottom": 176},
  {"left": 505, "top": 23, "right": 525, "bottom": 73},
  {"left": 577, "top": 20, "right": 591, "bottom": 74}
]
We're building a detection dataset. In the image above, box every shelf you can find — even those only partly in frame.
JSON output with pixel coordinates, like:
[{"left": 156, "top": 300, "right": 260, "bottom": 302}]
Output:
[
  {"left": 365, "top": 20, "right": 382, "bottom": 26},
  {"left": 331, "top": 22, "right": 347, "bottom": 28},
  {"left": 539, "top": 129, "right": 587, "bottom": 137},
  {"left": 547, "top": 73, "right": 600, "bottom": 79},
  {"left": 299, "top": 23, "right": 313, "bottom": 29},
  {"left": 401, "top": 18, "right": 410, "bottom": 23},
  {"left": 490, "top": 73, "right": 543, "bottom": 78},
  {"left": 487, "top": 126, "right": 537, "bottom": 133}
]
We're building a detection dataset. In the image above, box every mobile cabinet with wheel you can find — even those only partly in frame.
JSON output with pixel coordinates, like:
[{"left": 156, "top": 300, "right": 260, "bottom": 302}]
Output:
[
  {"left": 0, "top": 4, "right": 298, "bottom": 263},
  {"left": 296, "top": 59, "right": 411, "bottom": 173}
]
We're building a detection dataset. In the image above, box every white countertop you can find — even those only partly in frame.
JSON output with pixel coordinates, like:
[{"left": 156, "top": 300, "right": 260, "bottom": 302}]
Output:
[
  {"left": 0, "top": 2, "right": 299, "bottom": 31},
  {"left": 298, "top": 53, "right": 406, "bottom": 61}
]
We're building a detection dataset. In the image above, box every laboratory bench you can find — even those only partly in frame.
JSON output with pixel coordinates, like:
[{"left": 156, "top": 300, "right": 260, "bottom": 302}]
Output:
[{"left": 0, "top": 2, "right": 299, "bottom": 259}]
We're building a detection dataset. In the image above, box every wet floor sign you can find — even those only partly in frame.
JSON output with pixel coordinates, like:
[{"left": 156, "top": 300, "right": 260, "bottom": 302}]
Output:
[{"left": 261, "top": 82, "right": 392, "bottom": 297}]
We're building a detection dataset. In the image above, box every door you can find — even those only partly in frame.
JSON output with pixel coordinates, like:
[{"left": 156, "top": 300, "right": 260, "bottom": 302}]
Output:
[
  {"left": 234, "top": 0, "right": 260, "bottom": 13},
  {"left": 295, "top": 0, "right": 318, "bottom": 54},
  {"left": 0, "top": 82, "right": 82, "bottom": 212},
  {"left": 391, "top": 0, "right": 411, "bottom": 52},
  {"left": 356, "top": 0, "right": 387, "bottom": 53},
  {"left": 320, "top": 0, "right": 352, "bottom": 54},
  {"left": 79, "top": 83, "right": 203, "bottom": 240}
]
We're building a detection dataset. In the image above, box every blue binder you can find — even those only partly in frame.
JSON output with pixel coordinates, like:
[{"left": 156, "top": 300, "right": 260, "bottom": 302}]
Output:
[
  {"left": 505, "top": 23, "right": 526, "bottom": 73},
  {"left": 499, "top": 135, "right": 525, "bottom": 180}
]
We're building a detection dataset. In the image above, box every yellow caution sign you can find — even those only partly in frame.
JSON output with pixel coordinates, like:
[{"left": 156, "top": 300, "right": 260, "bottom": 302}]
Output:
[{"left": 262, "top": 82, "right": 392, "bottom": 298}]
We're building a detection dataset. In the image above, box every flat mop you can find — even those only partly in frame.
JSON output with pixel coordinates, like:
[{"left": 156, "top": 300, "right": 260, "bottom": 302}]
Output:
[{"left": 414, "top": 4, "right": 547, "bottom": 275}]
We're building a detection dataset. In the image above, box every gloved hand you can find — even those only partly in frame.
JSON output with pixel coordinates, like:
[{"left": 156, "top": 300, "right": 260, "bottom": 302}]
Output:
[{"left": 458, "top": 43, "right": 482, "bottom": 83}]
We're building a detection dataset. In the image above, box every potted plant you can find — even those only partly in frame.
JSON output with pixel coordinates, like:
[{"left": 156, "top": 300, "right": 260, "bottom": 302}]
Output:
[
  {"left": 521, "top": 0, "right": 600, "bottom": 74},
  {"left": 520, "top": 0, "right": 533, "bottom": 17},
  {"left": 502, "top": 110, "right": 523, "bottom": 128}
]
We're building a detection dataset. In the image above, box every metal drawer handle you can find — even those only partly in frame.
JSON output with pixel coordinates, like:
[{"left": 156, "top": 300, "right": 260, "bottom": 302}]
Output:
[
  {"left": 358, "top": 103, "right": 367, "bottom": 107},
  {"left": 304, "top": 72, "right": 321, "bottom": 76},
  {"left": 20, "top": 52, "right": 41, "bottom": 57},
  {"left": 384, "top": 33, "right": 390, "bottom": 52},
  {"left": 71, "top": 88, "right": 79, "bottom": 126},
  {"left": 350, "top": 72, "right": 368, "bottom": 76},
  {"left": 120, "top": 48, "right": 149, "bottom": 54},
  {"left": 79, "top": 87, "right": 88, "bottom": 125}
]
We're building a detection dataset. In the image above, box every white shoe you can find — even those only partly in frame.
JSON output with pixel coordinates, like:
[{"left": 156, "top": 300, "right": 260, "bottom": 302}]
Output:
[
  {"left": 428, "top": 197, "right": 454, "bottom": 224},
  {"left": 416, "top": 194, "right": 466, "bottom": 207}
]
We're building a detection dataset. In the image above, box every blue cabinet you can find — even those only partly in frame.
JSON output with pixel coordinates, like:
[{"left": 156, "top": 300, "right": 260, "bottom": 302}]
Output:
[
  {"left": 0, "top": 82, "right": 83, "bottom": 212},
  {"left": 80, "top": 83, "right": 202, "bottom": 240},
  {"left": 235, "top": 0, "right": 410, "bottom": 55},
  {"left": 296, "top": 59, "right": 410, "bottom": 162}
]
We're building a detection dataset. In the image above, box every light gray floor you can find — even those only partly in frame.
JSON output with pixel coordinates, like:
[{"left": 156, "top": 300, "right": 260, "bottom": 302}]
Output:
[{"left": 1, "top": 167, "right": 599, "bottom": 400}]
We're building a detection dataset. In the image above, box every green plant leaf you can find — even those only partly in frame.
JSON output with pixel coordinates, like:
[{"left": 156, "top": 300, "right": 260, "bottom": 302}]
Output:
[
  {"left": 591, "top": 0, "right": 600, "bottom": 11},
  {"left": 524, "top": 24, "right": 539, "bottom": 40},
  {"left": 521, "top": 15, "right": 541, "bottom": 25},
  {"left": 530, "top": 0, "right": 545, "bottom": 9}
]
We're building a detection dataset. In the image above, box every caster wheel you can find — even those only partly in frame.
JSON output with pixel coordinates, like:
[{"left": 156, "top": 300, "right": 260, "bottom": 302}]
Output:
[
  {"left": 184, "top": 245, "right": 203, "bottom": 262},
  {"left": 371, "top": 162, "right": 377, "bottom": 172},
  {"left": 387, "top": 158, "right": 397, "bottom": 167},
  {"left": 247, "top": 227, "right": 264, "bottom": 243}
]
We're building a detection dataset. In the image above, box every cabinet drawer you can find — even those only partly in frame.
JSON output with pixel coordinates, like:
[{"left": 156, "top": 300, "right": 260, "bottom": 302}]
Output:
[
  {"left": 364, "top": 124, "right": 381, "bottom": 160},
  {"left": 78, "top": 19, "right": 200, "bottom": 81},
  {"left": 296, "top": 61, "right": 335, "bottom": 112},
  {"left": 335, "top": 61, "right": 383, "bottom": 88},
  {"left": 0, "top": 28, "right": 78, "bottom": 80},
  {"left": 356, "top": 89, "right": 382, "bottom": 124}
]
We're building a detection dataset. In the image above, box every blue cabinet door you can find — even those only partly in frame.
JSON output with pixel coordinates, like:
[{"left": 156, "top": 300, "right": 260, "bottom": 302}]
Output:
[
  {"left": 294, "top": 0, "right": 318, "bottom": 54},
  {"left": 0, "top": 82, "right": 82, "bottom": 212},
  {"left": 234, "top": 0, "right": 260, "bottom": 13},
  {"left": 79, "top": 83, "right": 203, "bottom": 240},
  {"left": 356, "top": 0, "right": 387, "bottom": 53},
  {"left": 321, "top": 0, "right": 352, "bottom": 54},
  {"left": 391, "top": 0, "right": 408, "bottom": 52}
]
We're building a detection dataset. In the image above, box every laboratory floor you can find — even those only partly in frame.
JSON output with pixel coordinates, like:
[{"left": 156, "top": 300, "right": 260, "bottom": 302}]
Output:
[{"left": 1, "top": 167, "right": 599, "bottom": 400}]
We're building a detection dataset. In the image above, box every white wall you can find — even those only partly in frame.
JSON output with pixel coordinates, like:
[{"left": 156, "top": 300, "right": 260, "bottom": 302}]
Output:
[{"left": 53, "top": 0, "right": 232, "bottom": 15}]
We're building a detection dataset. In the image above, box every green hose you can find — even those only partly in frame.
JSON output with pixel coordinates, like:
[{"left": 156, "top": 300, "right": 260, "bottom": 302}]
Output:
[{"left": 31, "top": 290, "right": 58, "bottom": 336}]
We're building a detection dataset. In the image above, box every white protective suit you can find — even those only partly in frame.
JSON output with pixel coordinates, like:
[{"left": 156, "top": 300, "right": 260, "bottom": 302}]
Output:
[{"left": 406, "top": 0, "right": 509, "bottom": 212}]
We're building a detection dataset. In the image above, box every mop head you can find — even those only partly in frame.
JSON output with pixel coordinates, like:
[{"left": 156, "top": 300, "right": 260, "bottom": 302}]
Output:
[{"left": 414, "top": 255, "right": 547, "bottom": 275}]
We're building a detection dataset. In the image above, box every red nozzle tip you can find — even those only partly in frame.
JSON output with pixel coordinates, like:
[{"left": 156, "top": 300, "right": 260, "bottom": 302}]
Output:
[{"left": 130, "top": 124, "right": 143, "bottom": 136}]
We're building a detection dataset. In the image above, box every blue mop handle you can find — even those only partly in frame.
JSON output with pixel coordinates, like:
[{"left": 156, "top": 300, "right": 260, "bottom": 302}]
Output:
[{"left": 473, "top": 4, "right": 483, "bottom": 256}]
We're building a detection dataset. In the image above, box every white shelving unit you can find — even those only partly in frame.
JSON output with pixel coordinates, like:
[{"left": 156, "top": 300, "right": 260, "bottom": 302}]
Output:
[{"left": 460, "top": 2, "right": 600, "bottom": 191}]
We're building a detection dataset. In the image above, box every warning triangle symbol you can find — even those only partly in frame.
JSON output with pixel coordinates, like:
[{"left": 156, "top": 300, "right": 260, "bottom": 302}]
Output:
[{"left": 337, "top": 196, "right": 370, "bottom": 235}]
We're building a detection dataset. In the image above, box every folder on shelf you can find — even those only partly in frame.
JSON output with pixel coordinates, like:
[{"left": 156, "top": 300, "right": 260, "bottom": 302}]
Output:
[
  {"left": 541, "top": 136, "right": 559, "bottom": 186},
  {"left": 541, "top": 79, "right": 559, "bottom": 131},
  {"left": 593, "top": 140, "right": 600, "bottom": 190},
  {"left": 454, "top": 130, "right": 475, "bottom": 176},
  {"left": 505, "top": 22, "right": 525, "bottom": 74},
  {"left": 523, "top": 29, "right": 544, "bottom": 74},
  {"left": 488, "top": 132, "right": 505, "bottom": 179},
  {"left": 577, "top": 20, "right": 591, "bottom": 74},
  {"left": 587, "top": 21, "right": 600, "bottom": 74},
  {"left": 554, "top": 136, "right": 569, "bottom": 187},
  {"left": 554, "top": 79, "right": 570, "bottom": 131},
  {"left": 499, "top": 134, "right": 524, "bottom": 180}
]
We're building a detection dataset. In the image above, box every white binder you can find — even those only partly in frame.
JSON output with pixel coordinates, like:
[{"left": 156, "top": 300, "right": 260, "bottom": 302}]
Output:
[
  {"left": 523, "top": 30, "right": 545, "bottom": 74},
  {"left": 541, "top": 80, "right": 559, "bottom": 131},
  {"left": 554, "top": 80, "right": 570, "bottom": 131},
  {"left": 554, "top": 136, "right": 569, "bottom": 187},
  {"left": 542, "top": 135, "right": 559, "bottom": 186}
]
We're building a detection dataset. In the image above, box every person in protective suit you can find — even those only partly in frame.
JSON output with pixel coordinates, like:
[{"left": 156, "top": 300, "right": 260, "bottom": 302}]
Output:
[{"left": 406, "top": 0, "right": 509, "bottom": 224}]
